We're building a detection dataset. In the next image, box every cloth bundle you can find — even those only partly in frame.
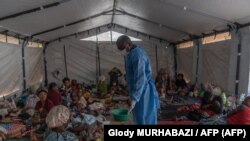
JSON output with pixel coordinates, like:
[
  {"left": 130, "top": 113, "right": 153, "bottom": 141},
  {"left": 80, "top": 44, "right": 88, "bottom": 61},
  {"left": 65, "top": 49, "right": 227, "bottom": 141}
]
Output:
[
  {"left": 199, "top": 115, "right": 228, "bottom": 125},
  {"left": 89, "top": 103, "right": 104, "bottom": 111},
  {"left": 69, "top": 113, "right": 96, "bottom": 128},
  {"left": 0, "top": 123, "right": 26, "bottom": 138},
  {"left": 24, "top": 95, "right": 39, "bottom": 109}
]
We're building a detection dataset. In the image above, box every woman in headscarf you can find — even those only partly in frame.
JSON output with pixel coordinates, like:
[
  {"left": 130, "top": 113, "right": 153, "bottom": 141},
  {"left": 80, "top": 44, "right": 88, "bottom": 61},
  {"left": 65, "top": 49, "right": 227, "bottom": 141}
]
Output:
[
  {"left": 35, "top": 88, "right": 54, "bottom": 119},
  {"left": 44, "top": 105, "right": 79, "bottom": 141},
  {"left": 48, "top": 82, "right": 62, "bottom": 106}
]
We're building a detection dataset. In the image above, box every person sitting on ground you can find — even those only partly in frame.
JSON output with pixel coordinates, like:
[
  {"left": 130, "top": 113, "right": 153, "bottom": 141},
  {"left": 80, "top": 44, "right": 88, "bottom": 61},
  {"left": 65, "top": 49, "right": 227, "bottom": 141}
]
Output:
[
  {"left": 155, "top": 68, "right": 172, "bottom": 92},
  {"left": 25, "top": 85, "right": 40, "bottom": 109},
  {"left": 77, "top": 83, "right": 83, "bottom": 90},
  {"left": 110, "top": 82, "right": 119, "bottom": 95},
  {"left": 157, "top": 85, "right": 166, "bottom": 99},
  {"left": 48, "top": 82, "right": 62, "bottom": 106},
  {"left": 60, "top": 77, "right": 72, "bottom": 106},
  {"left": 71, "top": 79, "right": 78, "bottom": 92},
  {"left": 188, "top": 83, "right": 199, "bottom": 98},
  {"left": 44, "top": 105, "right": 79, "bottom": 141},
  {"left": 35, "top": 88, "right": 54, "bottom": 119},
  {"left": 97, "top": 76, "right": 108, "bottom": 98},
  {"left": 175, "top": 73, "right": 188, "bottom": 96},
  {"left": 77, "top": 89, "right": 87, "bottom": 109},
  {"left": 60, "top": 77, "right": 72, "bottom": 96},
  {"left": 108, "top": 67, "right": 122, "bottom": 87},
  {"left": 70, "top": 93, "right": 84, "bottom": 114}
]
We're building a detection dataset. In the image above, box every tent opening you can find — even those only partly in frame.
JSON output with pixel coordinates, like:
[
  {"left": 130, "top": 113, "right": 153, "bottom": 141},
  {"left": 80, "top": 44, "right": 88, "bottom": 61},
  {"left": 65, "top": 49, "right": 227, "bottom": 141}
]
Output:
[{"left": 80, "top": 31, "right": 142, "bottom": 42}]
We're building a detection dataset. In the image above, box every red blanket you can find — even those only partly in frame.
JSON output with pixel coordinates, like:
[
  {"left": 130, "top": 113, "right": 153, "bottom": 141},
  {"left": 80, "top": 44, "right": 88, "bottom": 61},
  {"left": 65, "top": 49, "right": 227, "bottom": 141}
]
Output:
[{"left": 227, "top": 107, "right": 250, "bottom": 125}]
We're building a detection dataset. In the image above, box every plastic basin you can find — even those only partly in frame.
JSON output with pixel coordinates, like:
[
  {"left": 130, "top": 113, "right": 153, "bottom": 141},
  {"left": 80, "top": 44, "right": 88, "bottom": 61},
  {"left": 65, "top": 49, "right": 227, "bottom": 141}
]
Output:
[{"left": 111, "top": 108, "right": 130, "bottom": 121}]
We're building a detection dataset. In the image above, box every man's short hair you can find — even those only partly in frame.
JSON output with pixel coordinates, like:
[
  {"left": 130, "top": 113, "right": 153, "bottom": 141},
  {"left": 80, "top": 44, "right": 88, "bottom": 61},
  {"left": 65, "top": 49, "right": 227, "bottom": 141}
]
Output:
[{"left": 116, "top": 35, "right": 131, "bottom": 50}]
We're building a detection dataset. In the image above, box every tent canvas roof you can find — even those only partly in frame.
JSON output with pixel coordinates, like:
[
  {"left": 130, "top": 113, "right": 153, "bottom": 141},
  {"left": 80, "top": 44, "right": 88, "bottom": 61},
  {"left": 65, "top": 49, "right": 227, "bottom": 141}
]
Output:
[{"left": 0, "top": 0, "right": 250, "bottom": 43}]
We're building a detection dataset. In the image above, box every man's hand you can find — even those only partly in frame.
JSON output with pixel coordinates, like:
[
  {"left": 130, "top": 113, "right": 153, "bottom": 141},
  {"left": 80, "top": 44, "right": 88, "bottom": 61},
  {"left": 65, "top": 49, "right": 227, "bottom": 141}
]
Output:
[{"left": 128, "top": 100, "right": 136, "bottom": 114}]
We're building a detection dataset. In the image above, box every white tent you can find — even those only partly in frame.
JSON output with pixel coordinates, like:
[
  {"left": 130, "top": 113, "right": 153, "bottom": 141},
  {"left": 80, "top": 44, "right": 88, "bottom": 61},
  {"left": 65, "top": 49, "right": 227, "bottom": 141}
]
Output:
[{"left": 1, "top": 0, "right": 250, "bottom": 97}]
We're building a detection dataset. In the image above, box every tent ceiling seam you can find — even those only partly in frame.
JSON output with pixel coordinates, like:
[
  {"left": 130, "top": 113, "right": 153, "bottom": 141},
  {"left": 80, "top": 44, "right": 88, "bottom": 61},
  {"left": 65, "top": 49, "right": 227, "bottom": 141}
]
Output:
[
  {"left": 114, "top": 9, "right": 192, "bottom": 37},
  {"left": 0, "top": 0, "right": 73, "bottom": 22},
  {"left": 31, "top": 9, "right": 113, "bottom": 37}
]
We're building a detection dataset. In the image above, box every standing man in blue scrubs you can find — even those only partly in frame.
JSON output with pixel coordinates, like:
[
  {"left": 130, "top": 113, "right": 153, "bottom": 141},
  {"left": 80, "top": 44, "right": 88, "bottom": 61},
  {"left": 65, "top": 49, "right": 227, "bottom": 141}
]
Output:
[{"left": 116, "top": 35, "right": 160, "bottom": 125}]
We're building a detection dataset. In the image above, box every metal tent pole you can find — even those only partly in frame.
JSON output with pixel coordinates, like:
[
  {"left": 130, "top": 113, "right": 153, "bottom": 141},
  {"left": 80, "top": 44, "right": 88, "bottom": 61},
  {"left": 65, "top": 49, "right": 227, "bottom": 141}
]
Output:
[
  {"left": 155, "top": 45, "right": 159, "bottom": 73},
  {"left": 22, "top": 39, "right": 28, "bottom": 93},
  {"left": 43, "top": 43, "right": 48, "bottom": 87},
  {"left": 63, "top": 45, "right": 68, "bottom": 77}
]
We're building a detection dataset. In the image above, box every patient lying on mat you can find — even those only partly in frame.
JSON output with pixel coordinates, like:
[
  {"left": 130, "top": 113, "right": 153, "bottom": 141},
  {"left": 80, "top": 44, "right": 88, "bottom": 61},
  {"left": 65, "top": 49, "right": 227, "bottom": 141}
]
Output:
[
  {"left": 186, "top": 91, "right": 223, "bottom": 121},
  {"left": 199, "top": 96, "right": 250, "bottom": 125}
]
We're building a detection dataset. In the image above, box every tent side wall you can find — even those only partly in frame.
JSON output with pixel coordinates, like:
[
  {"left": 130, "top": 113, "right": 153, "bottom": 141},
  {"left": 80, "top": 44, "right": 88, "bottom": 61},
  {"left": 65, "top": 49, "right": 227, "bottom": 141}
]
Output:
[
  {"left": 176, "top": 27, "right": 250, "bottom": 96},
  {"left": 0, "top": 42, "right": 44, "bottom": 98},
  {"left": 0, "top": 42, "right": 22, "bottom": 97},
  {"left": 46, "top": 38, "right": 175, "bottom": 86}
]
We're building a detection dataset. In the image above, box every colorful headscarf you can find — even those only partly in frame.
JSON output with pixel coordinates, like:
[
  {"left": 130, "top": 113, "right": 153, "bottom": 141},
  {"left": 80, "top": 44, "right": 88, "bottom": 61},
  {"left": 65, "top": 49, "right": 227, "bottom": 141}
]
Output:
[{"left": 46, "top": 105, "right": 70, "bottom": 128}]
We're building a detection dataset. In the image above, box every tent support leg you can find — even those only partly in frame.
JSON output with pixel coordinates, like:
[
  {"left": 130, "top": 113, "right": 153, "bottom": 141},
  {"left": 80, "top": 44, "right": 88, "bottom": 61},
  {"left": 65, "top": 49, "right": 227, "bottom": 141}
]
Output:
[
  {"left": 235, "top": 40, "right": 241, "bottom": 98},
  {"left": 63, "top": 45, "right": 68, "bottom": 78},
  {"left": 195, "top": 40, "right": 200, "bottom": 83},
  {"left": 155, "top": 45, "right": 159, "bottom": 73},
  {"left": 22, "top": 39, "right": 28, "bottom": 93},
  {"left": 43, "top": 43, "right": 48, "bottom": 87},
  {"left": 97, "top": 44, "right": 101, "bottom": 76},
  {"left": 95, "top": 37, "right": 99, "bottom": 83},
  {"left": 173, "top": 45, "right": 177, "bottom": 79}
]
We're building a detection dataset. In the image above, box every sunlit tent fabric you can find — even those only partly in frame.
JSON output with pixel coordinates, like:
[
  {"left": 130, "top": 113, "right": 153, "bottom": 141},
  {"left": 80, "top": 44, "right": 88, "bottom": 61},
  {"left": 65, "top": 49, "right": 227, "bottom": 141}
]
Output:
[
  {"left": 0, "top": 42, "right": 22, "bottom": 97},
  {"left": 0, "top": 42, "right": 44, "bottom": 97},
  {"left": 81, "top": 31, "right": 141, "bottom": 42}
]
